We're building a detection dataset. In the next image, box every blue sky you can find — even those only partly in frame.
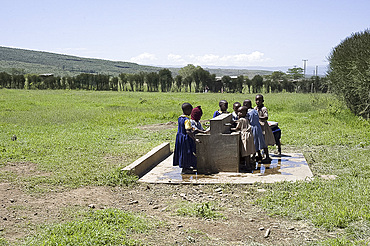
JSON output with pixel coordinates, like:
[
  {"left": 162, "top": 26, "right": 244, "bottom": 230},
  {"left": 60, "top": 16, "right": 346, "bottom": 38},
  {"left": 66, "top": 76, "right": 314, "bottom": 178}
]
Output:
[{"left": 1, "top": 0, "right": 369, "bottom": 72}]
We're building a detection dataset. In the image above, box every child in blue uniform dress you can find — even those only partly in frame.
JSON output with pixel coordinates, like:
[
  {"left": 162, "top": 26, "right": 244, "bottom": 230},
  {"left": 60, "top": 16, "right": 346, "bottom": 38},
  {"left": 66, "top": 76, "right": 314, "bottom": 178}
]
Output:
[
  {"left": 244, "top": 99, "right": 266, "bottom": 163},
  {"left": 173, "top": 103, "right": 197, "bottom": 174}
]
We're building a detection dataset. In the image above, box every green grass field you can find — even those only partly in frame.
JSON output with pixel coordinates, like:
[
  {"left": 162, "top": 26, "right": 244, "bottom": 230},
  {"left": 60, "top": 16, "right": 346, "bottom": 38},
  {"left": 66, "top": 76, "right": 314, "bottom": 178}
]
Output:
[{"left": 1, "top": 89, "right": 369, "bottom": 245}]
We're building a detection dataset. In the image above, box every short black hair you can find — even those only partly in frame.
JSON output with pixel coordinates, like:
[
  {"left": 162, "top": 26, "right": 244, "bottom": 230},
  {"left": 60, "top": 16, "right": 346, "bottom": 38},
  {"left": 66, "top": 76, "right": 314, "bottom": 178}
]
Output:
[
  {"left": 238, "top": 106, "right": 248, "bottom": 115},
  {"left": 243, "top": 99, "right": 252, "bottom": 108},
  {"left": 219, "top": 100, "right": 228, "bottom": 106},
  {"left": 182, "top": 102, "right": 193, "bottom": 111},
  {"left": 256, "top": 94, "right": 264, "bottom": 101}
]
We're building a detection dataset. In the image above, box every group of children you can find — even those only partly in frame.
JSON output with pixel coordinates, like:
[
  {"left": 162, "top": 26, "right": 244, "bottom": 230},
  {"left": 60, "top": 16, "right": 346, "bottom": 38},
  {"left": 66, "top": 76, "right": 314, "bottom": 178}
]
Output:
[{"left": 173, "top": 94, "right": 281, "bottom": 174}]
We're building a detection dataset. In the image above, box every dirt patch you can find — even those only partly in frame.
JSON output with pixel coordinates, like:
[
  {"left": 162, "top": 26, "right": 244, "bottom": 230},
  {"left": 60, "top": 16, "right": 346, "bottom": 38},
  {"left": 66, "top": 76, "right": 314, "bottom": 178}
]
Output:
[
  {"left": 1, "top": 162, "right": 51, "bottom": 177},
  {"left": 137, "top": 121, "right": 177, "bottom": 131},
  {"left": 103, "top": 154, "right": 128, "bottom": 165},
  {"left": 0, "top": 174, "right": 336, "bottom": 245},
  {"left": 137, "top": 120, "right": 210, "bottom": 132}
]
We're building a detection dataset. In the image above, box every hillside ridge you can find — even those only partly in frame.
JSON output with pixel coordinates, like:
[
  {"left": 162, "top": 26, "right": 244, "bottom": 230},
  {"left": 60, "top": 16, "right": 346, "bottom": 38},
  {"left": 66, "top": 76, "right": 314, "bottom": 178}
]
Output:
[{"left": 0, "top": 46, "right": 271, "bottom": 77}]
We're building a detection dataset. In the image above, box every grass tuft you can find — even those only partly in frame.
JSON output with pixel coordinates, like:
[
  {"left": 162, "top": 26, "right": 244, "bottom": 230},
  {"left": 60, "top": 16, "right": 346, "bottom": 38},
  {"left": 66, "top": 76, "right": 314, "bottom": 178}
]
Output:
[
  {"left": 98, "top": 169, "right": 138, "bottom": 186},
  {"left": 24, "top": 208, "right": 151, "bottom": 245},
  {"left": 0, "top": 237, "right": 8, "bottom": 246},
  {"left": 176, "top": 201, "right": 224, "bottom": 220}
]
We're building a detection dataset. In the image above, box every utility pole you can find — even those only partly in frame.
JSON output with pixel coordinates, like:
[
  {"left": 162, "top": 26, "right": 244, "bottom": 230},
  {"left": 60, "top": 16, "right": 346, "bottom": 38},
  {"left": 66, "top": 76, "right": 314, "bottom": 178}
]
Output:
[{"left": 302, "top": 59, "right": 308, "bottom": 78}]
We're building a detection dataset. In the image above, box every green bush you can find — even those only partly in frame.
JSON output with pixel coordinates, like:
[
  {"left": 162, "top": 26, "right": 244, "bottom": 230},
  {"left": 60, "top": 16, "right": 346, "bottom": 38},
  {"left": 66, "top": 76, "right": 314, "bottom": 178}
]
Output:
[{"left": 327, "top": 29, "right": 370, "bottom": 119}]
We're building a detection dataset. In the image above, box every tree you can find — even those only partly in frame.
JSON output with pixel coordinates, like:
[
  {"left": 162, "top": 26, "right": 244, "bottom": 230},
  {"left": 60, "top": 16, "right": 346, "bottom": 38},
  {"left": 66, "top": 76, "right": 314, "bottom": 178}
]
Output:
[
  {"left": 111, "top": 77, "right": 119, "bottom": 91},
  {"left": 192, "top": 68, "right": 201, "bottom": 92},
  {"left": 234, "top": 75, "right": 244, "bottom": 93},
  {"left": 251, "top": 75, "right": 263, "bottom": 93},
  {"left": 221, "top": 76, "right": 232, "bottom": 92},
  {"left": 192, "top": 66, "right": 210, "bottom": 92},
  {"left": 131, "top": 72, "right": 145, "bottom": 92},
  {"left": 119, "top": 73, "right": 128, "bottom": 91},
  {"left": 183, "top": 76, "right": 193, "bottom": 92},
  {"left": 127, "top": 74, "right": 136, "bottom": 91},
  {"left": 245, "top": 77, "right": 252, "bottom": 93},
  {"left": 179, "top": 64, "right": 196, "bottom": 79},
  {"left": 146, "top": 72, "right": 159, "bottom": 92},
  {"left": 269, "top": 71, "right": 286, "bottom": 93},
  {"left": 174, "top": 75, "right": 182, "bottom": 92},
  {"left": 281, "top": 78, "right": 294, "bottom": 92},
  {"left": 264, "top": 79, "right": 271, "bottom": 93},
  {"left": 287, "top": 67, "right": 304, "bottom": 80},
  {"left": 327, "top": 29, "right": 370, "bottom": 118},
  {"left": 134, "top": 73, "right": 145, "bottom": 92},
  {"left": 158, "top": 69, "right": 173, "bottom": 92},
  {"left": 0, "top": 72, "right": 12, "bottom": 88}
]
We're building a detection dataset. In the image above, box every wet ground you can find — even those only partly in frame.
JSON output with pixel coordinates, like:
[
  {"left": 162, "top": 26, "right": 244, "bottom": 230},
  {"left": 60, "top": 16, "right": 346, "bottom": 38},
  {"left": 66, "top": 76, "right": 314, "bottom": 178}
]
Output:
[{"left": 139, "top": 153, "right": 313, "bottom": 184}]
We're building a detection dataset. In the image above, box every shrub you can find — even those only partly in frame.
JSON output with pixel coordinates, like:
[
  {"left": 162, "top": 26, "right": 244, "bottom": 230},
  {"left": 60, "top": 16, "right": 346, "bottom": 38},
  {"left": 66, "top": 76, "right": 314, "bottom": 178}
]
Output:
[{"left": 327, "top": 29, "right": 370, "bottom": 119}]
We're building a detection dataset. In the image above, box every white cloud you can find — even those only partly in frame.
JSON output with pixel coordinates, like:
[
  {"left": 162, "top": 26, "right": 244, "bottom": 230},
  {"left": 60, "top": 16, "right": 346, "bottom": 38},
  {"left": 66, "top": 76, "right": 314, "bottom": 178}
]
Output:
[
  {"left": 129, "top": 51, "right": 271, "bottom": 67},
  {"left": 189, "top": 51, "right": 270, "bottom": 66},
  {"left": 130, "top": 53, "right": 157, "bottom": 64},
  {"left": 167, "top": 53, "right": 186, "bottom": 64}
]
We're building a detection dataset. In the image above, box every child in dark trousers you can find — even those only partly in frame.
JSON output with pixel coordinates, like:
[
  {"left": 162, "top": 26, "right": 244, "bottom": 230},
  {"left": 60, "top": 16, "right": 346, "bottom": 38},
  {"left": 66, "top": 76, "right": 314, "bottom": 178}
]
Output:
[
  {"left": 269, "top": 121, "right": 282, "bottom": 155},
  {"left": 173, "top": 103, "right": 198, "bottom": 174}
]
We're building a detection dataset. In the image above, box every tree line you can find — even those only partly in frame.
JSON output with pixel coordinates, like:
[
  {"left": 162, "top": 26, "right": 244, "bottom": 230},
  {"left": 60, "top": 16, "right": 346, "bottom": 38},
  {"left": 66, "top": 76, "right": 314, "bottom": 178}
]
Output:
[{"left": 0, "top": 64, "right": 328, "bottom": 93}]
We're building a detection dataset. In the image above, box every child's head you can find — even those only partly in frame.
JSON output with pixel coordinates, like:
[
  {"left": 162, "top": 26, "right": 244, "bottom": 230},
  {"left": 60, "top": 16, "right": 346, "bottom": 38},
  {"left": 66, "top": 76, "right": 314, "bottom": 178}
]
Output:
[
  {"left": 182, "top": 103, "right": 193, "bottom": 116},
  {"left": 243, "top": 99, "right": 252, "bottom": 109},
  {"left": 191, "top": 106, "right": 203, "bottom": 122},
  {"left": 219, "top": 100, "right": 228, "bottom": 112},
  {"left": 255, "top": 94, "right": 264, "bottom": 107},
  {"left": 233, "top": 102, "right": 241, "bottom": 113},
  {"left": 238, "top": 106, "right": 248, "bottom": 118}
]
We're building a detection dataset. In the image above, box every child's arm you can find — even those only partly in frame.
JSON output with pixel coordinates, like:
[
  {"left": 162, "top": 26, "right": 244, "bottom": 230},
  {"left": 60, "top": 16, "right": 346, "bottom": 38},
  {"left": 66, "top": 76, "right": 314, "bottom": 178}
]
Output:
[
  {"left": 259, "top": 107, "right": 269, "bottom": 122},
  {"left": 186, "top": 129, "right": 199, "bottom": 142},
  {"left": 231, "top": 121, "right": 241, "bottom": 132},
  {"left": 185, "top": 119, "right": 201, "bottom": 142}
]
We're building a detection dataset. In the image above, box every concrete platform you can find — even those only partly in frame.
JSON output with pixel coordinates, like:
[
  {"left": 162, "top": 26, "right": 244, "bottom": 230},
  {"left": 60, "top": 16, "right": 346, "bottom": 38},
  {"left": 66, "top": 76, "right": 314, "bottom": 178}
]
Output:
[{"left": 138, "top": 153, "right": 313, "bottom": 184}]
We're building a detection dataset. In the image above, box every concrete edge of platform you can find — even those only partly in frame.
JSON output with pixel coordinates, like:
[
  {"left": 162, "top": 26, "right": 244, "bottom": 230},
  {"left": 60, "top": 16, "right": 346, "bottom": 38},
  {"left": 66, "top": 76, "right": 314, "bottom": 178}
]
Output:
[{"left": 122, "top": 142, "right": 171, "bottom": 177}]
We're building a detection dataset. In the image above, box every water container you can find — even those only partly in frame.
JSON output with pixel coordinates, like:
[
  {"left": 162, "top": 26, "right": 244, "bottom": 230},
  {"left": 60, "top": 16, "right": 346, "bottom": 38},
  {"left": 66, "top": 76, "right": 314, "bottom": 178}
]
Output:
[{"left": 260, "top": 164, "right": 266, "bottom": 174}]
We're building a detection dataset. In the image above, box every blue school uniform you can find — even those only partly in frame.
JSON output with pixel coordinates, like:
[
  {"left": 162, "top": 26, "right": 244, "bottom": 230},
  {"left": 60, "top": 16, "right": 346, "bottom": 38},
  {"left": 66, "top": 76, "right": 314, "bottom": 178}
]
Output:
[
  {"left": 173, "top": 115, "right": 197, "bottom": 169},
  {"left": 213, "top": 110, "right": 228, "bottom": 118},
  {"left": 247, "top": 108, "right": 267, "bottom": 151}
]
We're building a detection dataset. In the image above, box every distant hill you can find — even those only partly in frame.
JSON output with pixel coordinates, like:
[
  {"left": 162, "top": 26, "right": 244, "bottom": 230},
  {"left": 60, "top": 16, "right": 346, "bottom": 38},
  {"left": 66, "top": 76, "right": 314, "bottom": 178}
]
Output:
[
  {"left": 0, "top": 46, "right": 272, "bottom": 77},
  {"left": 0, "top": 46, "right": 161, "bottom": 76}
]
